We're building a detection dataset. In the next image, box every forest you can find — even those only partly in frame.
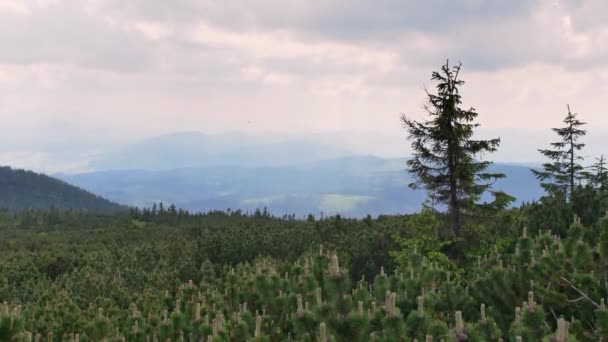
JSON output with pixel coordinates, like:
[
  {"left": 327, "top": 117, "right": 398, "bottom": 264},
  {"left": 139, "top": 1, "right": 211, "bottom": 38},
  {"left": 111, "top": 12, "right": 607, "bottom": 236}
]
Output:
[
  {"left": 0, "top": 167, "right": 123, "bottom": 214},
  {"left": 1, "top": 61, "right": 608, "bottom": 341}
]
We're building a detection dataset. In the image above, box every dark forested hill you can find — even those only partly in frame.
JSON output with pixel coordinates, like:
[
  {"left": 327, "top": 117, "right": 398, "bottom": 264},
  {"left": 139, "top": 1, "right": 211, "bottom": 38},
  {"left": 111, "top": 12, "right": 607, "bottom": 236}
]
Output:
[{"left": 0, "top": 166, "right": 124, "bottom": 213}]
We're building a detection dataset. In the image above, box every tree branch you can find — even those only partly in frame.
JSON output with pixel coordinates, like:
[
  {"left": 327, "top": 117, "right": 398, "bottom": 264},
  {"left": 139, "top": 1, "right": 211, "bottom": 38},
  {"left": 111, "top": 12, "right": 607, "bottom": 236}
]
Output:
[{"left": 561, "top": 277, "right": 601, "bottom": 308}]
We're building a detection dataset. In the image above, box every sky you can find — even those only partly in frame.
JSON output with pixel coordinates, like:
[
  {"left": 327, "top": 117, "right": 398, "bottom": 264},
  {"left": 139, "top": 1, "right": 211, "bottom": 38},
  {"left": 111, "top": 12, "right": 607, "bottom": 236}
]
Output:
[{"left": 0, "top": 0, "right": 607, "bottom": 171}]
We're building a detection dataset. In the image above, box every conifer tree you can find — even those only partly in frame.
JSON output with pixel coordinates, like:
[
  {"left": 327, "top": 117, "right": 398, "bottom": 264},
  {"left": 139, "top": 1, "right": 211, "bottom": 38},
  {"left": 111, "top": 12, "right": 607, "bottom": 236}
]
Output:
[
  {"left": 588, "top": 155, "right": 608, "bottom": 191},
  {"left": 402, "top": 61, "right": 509, "bottom": 236},
  {"left": 532, "top": 105, "right": 586, "bottom": 198}
]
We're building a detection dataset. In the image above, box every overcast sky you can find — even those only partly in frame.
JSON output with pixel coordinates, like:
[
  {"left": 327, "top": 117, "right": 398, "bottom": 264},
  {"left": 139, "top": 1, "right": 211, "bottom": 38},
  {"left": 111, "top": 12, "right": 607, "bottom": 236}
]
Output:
[{"left": 1, "top": 0, "right": 607, "bottom": 171}]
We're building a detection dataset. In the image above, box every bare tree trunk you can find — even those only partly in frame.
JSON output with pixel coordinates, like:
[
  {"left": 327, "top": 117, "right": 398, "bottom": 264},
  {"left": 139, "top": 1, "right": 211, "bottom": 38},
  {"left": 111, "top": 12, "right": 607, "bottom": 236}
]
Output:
[
  {"left": 570, "top": 126, "right": 575, "bottom": 198},
  {"left": 448, "top": 132, "right": 460, "bottom": 237}
]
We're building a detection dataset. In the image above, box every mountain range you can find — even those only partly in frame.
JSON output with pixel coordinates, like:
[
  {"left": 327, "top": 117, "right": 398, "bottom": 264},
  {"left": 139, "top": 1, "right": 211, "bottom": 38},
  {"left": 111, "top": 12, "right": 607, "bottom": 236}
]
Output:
[
  {"left": 0, "top": 130, "right": 548, "bottom": 217},
  {"left": 59, "top": 155, "right": 543, "bottom": 218}
]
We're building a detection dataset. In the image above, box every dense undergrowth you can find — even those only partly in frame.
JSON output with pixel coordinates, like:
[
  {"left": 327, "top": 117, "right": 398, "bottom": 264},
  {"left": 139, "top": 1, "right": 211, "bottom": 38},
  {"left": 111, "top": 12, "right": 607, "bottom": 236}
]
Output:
[{"left": 0, "top": 187, "right": 608, "bottom": 341}]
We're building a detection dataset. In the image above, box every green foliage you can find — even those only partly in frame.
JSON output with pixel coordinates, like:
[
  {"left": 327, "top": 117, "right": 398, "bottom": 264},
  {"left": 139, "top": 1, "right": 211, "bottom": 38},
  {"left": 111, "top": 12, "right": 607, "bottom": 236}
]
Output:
[
  {"left": 588, "top": 155, "right": 608, "bottom": 191},
  {"left": 391, "top": 208, "right": 457, "bottom": 273},
  {"left": 532, "top": 104, "right": 587, "bottom": 198},
  {"left": 402, "top": 61, "right": 511, "bottom": 236},
  {"left": 0, "top": 191, "right": 608, "bottom": 340}
]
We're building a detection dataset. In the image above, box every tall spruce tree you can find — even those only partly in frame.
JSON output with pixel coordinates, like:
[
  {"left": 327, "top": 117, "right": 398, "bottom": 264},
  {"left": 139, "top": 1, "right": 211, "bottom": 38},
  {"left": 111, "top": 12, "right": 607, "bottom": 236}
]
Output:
[
  {"left": 402, "top": 61, "right": 510, "bottom": 237},
  {"left": 532, "top": 105, "right": 586, "bottom": 198},
  {"left": 589, "top": 155, "right": 608, "bottom": 191}
]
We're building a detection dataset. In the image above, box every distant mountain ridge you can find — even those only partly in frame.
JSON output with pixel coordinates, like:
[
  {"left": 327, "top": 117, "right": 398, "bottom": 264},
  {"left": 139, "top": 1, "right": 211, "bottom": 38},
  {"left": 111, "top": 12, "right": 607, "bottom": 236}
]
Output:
[
  {"left": 2, "top": 130, "right": 546, "bottom": 217},
  {"left": 60, "top": 156, "right": 544, "bottom": 217},
  {"left": 0, "top": 166, "right": 124, "bottom": 213}
]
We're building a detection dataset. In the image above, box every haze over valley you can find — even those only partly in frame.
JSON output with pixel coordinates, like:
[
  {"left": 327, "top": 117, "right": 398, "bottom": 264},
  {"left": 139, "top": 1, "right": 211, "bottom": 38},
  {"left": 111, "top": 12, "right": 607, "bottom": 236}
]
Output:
[{"left": 52, "top": 131, "right": 545, "bottom": 217}]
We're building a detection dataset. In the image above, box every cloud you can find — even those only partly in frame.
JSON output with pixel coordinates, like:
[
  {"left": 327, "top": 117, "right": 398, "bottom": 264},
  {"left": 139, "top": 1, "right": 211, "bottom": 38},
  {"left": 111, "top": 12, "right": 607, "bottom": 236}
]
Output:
[
  {"left": 84, "top": 0, "right": 608, "bottom": 71},
  {"left": 0, "top": 0, "right": 157, "bottom": 72},
  {"left": 0, "top": 0, "right": 607, "bottom": 165}
]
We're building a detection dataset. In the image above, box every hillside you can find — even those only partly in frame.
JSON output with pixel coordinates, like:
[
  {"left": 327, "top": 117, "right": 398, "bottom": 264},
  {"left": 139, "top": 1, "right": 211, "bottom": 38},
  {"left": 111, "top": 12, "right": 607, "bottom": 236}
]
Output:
[{"left": 0, "top": 166, "right": 124, "bottom": 213}]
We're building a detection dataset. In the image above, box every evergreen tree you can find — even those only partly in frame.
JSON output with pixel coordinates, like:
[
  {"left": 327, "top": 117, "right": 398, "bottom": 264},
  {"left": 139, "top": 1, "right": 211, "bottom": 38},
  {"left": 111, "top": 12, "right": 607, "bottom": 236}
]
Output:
[
  {"left": 168, "top": 204, "right": 177, "bottom": 216},
  {"left": 532, "top": 105, "right": 586, "bottom": 198},
  {"left": 588, "top": 155, "right": 608, "bottom": 191},
  {"left": 401, "top": 61, "right": 509, "bottom": 237}
]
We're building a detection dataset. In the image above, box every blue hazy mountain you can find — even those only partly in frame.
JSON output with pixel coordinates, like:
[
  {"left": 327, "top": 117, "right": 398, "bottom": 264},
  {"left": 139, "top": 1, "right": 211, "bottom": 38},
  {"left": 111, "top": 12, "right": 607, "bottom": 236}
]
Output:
[{"left": 59, "top": 155, "right": 543, "bottom": 218}]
